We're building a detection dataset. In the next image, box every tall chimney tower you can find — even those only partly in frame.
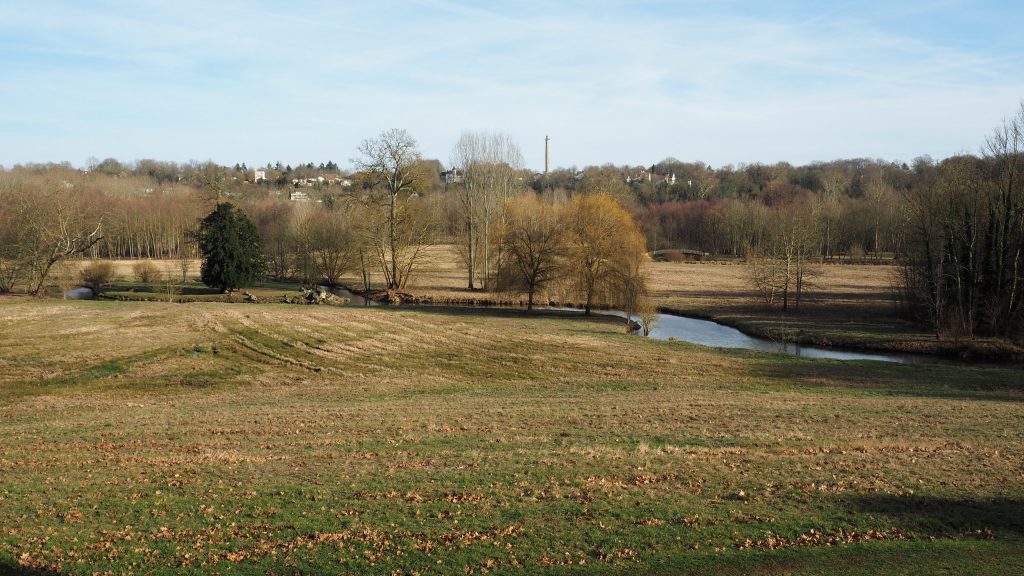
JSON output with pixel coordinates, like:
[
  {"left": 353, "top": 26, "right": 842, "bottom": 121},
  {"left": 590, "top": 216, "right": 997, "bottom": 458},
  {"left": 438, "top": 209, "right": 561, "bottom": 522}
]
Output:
[{"left": 544, "top": 135, "right": 550, "bottom": 175}]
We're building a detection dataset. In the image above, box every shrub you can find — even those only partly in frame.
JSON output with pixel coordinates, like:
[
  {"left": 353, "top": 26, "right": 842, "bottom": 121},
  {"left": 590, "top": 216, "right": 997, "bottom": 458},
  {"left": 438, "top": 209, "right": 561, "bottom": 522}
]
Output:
[
  {"left": 79, "top": 261, "right": 116, "bottom": 294},
  {"left": 133, "top": 260, "right": 162, "bottom": 283}
]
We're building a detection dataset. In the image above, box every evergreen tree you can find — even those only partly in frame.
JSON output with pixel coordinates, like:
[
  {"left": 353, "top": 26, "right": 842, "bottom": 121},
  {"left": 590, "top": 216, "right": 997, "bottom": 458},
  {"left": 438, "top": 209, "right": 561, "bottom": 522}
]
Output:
[{"left": 198, "top": 203, "right": 265, "bottom": 292}]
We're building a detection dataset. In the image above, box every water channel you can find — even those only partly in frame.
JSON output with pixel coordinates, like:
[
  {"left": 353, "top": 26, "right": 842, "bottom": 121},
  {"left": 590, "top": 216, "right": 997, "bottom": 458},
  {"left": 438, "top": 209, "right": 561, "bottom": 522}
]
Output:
[
  {"left": 328, "top": 287, "right": 920, "bottom": 364},
  {"left": 69, "top": 284, "right": 923, "bottom": 364},
  {"left": 628, "top": 312, "right": 914, "bottom": 363}
]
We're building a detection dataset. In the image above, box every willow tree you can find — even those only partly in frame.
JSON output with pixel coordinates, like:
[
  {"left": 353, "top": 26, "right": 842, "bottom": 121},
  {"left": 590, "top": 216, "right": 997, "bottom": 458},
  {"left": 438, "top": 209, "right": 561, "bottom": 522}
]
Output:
[
  {"left": 564, "top": 193, "right": 648, "bottom": 315},
  {"left": 450, "top": 131, "right": 523, "bottom": 290}
]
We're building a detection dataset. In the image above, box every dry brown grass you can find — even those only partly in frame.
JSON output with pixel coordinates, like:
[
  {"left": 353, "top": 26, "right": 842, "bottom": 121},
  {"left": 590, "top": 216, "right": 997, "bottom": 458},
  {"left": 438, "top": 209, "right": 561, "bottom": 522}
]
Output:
[
  {"left": 56, "top": 250, "right": 1022, "bottom": 359},
  {"left": 0, "top": 297, "right": 1022, "bottom": 574}
]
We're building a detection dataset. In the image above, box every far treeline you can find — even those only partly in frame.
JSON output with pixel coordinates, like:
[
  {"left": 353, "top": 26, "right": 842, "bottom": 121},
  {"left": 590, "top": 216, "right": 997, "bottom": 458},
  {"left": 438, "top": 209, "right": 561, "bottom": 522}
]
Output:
[{"left": 1, "top": 106, "right": 1022, "bottom": 342}]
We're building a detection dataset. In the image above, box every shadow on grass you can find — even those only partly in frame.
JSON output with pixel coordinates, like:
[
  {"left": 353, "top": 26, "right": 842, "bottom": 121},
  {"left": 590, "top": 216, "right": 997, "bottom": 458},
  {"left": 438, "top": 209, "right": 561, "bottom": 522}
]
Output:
[
  {"left": 0, "top": 558, "right": 58, "bottom": 575},
  {"left": 105, "top": 282, "right": 221, "bottom": 296},
  {"left": 850, "top": 495, "right": 1024, "bottom": 537},
  {"left": 381, "top": 303, "right": 629, "bottom": 325},
  {"left": 749, "top": 357, "right": 1024, "bottom": 403}
]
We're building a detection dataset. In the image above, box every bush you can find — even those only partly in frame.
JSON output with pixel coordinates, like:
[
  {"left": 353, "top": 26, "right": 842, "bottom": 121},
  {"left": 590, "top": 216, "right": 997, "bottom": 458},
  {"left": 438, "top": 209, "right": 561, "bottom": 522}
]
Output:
[
  {"left": 133, "top": 260, "right": 162, "bottom": 283},
  {"left": 79, "top": 261, "right": 116, "bottom": 294}
]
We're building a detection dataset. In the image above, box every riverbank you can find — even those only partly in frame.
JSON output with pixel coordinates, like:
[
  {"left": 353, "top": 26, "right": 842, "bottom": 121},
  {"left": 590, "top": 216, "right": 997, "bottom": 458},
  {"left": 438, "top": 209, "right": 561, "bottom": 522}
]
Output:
[
  {"left": 658, "top": 305, "right": 1024, "bottom": 364},
  {"left": 647, "top": 261, "right": 1024, "bottom": 364},
  {"left": 347, "top": 282, "right": 1024, "bottom": 364},
  {"left": 27, "top": 253, "right": 1024, "bottom": 363}
]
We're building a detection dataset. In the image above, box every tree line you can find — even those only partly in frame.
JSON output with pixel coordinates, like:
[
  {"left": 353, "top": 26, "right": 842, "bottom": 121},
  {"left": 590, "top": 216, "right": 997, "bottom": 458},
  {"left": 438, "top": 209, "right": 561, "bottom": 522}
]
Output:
[
  {"left": 0, "top": 129, "right": 651, "bottom": 326},
  {"left": 1, "top": 107, "right": 1021, "bottom": 341}
]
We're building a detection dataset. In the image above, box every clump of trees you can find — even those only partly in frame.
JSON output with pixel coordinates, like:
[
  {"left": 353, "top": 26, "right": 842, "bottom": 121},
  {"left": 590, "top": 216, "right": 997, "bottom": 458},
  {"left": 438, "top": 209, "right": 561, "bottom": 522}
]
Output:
[
  {"left": 450, "top": 130, "right": 523, "bottom": 290},
  {"left": 0, "top": 170, "right": 105, "bottom": 295},
  {"left": 899, "top": 106, "right": 1024, "bottom": 340},
  {"left": 747, "top": 199, "right": 820, "bottom": 312},
  {"left": 495, "top": 193, "right": 652, "bottom": 319},
  {"left": 3, "top": 114, "right": 1021, "bottom": 345}
]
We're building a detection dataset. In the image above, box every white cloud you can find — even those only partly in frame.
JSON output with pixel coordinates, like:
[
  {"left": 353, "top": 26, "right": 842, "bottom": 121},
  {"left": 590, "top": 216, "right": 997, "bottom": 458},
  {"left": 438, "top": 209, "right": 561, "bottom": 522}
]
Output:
[{"left": 0, "top": 0, "right": 1021, "bottom": 169}]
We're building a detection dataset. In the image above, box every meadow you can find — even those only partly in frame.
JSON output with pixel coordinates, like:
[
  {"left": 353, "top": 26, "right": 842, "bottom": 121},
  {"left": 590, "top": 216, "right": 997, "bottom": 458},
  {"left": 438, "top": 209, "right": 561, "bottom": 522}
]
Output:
[
  {"left": 68, "top": 249, "right": 1024, "bottom": 362},
  {"left": 1, "top": 294, "right": 1022, "bottom": 575}
]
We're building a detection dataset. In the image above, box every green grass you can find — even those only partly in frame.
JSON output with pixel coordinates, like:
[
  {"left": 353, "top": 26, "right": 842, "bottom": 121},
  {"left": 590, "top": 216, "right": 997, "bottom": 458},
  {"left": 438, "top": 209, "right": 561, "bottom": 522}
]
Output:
[{"left": 0, "top": 298, "right": 1021, "bottom": 574}]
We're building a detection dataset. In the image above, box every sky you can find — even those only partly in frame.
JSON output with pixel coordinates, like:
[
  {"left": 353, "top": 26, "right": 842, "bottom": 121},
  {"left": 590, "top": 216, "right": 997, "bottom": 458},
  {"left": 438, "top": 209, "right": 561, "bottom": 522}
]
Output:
[{"left": 1, "top": 0, "right": 1022, "bottom": 173}]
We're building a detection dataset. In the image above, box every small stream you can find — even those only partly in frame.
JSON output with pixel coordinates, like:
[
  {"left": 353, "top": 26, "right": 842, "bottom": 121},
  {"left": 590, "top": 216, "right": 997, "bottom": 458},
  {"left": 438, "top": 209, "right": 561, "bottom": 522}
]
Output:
[
  {"left": 52, "top": 284, "right": 945, "bottom": 364},
  {"left": 555, "top": 307, "right": 914, "bottom": 364},
  {"left": 331, "top": 288, "right": 919, "bottom": 364},
  {"left": 61, "top": 287, "right": 95, "bottom": 299},
  {"left": 326, "top": 287, "right": 377, "bottom": 306},
  {"left": 640, "top": 313, "right": 915, "bottom": 364}
]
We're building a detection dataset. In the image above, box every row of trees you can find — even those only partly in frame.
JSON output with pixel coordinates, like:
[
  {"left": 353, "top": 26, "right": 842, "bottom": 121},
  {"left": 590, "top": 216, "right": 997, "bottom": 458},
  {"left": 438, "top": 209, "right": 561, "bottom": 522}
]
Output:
[
  {"left": 899, "top": 105, "right": 1024, "bottom": 339},
  {"left": 206, "top": 130, "right": 650, "bottom": 319},
  {"left": 3, "top": 111, "right": 1021, "bottom": 341}
]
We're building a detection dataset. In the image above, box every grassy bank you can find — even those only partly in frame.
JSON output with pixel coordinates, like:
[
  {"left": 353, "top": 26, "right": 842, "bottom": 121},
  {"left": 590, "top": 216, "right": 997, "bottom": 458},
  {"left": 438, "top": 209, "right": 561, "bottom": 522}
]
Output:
[
  {"left": 59, "top": 251, "right": 1024, "bottom": 360},
  {"left": 646, "top": 261, "right": 1024, "bottom": 362},
  {"left": 0, "top": 298, "right": 1021, "bottom": 574}
]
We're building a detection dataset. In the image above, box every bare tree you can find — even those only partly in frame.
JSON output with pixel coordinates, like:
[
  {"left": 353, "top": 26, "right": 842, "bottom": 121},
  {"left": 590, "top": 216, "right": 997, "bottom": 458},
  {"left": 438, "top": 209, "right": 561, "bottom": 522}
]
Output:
[
  {"left": 450, "top": 131, "right": 524, "bottom": 290},
  {"left": 817, "top": 168, "right": 849, "bottom": 260},
  {"left": 899, "top": 104, "right": 1024, "bottom": 340},
  {"left": 307, "top": 208, "right": 355, "bottom": 286},
  {"left": 498, "top": 195, "right": 565, "bottom": 310},
  {"left": 0, "top": 180, "right": 105, "bottom": 296},
  {"left": 353, "top": 129, "right": 434, "bottom": 290},
  {"left": 748, "top": 200, "right": 819, "bottom": 312}
]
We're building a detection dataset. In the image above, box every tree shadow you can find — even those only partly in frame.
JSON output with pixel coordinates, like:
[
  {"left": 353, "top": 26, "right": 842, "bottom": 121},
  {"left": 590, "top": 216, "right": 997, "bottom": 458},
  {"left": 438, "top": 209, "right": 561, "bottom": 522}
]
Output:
[
  {"left": 749, "top": 358, "right": 1024, "bottom": 403},
  {"left": 0, "top": 558, "right": 60, "bottom": 576},
  {"left": 848, "top": 494, "right": 1024, "bottom": 536}
]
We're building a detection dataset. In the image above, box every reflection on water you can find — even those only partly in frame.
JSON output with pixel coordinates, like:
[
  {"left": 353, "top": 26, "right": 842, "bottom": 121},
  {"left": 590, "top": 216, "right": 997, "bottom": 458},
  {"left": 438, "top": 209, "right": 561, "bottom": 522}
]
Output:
[
  {"left": 643, "top": 313, "right": 908, "bottom": 363},
  {"left": 560, "top": 308, "right": 913, "bottom": 364},
  {"left": 325, "top": 287, "right": 377, "bottom": 307},
  {"left": 62, "top": 287, "right": 94, "bottom": 300}
]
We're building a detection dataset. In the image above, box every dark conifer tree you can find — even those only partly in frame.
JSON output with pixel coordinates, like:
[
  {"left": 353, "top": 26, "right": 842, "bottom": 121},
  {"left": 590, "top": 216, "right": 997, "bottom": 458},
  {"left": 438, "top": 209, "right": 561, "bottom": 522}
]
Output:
[{"left": 198, "top": 203, "right": 265, "bottom": 292}]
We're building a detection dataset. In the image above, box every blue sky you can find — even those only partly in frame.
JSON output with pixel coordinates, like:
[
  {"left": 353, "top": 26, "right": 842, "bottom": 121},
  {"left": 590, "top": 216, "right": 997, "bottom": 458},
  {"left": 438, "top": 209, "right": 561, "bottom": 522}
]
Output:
[{"left": 1, "top": 0, "right": 1022, "bottom": 172}]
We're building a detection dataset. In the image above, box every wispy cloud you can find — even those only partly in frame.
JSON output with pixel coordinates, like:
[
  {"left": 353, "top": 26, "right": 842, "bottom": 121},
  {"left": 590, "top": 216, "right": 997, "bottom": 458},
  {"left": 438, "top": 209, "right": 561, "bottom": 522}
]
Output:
[{"left": 0, "top": 0, "right": 1021, "bottom": 169}]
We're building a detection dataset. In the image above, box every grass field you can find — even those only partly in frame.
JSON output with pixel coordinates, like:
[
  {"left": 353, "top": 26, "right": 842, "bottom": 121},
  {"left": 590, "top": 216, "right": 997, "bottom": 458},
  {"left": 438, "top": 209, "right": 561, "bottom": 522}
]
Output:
[{"left": 1, "top": 297, "right": 1022, "bottom": 574}]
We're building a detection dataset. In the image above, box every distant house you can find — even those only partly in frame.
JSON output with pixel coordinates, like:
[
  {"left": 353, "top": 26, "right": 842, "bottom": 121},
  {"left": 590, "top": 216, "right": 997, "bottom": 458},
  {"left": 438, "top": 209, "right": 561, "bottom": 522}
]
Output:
[
  {"left": 440, "top": 169, "right": 464, "bottom": 184},
  {"left": 253, "top": 169, "right": 267, "bottom": 183},
  {"left": 651, "top": 172, "right": 677, "bottom": 186},
  {"left": 625, "top": 168, "right": 648, "bottom": 184},
  {"left": 626, "top": 168, "right": 676, "bottom": 186}
]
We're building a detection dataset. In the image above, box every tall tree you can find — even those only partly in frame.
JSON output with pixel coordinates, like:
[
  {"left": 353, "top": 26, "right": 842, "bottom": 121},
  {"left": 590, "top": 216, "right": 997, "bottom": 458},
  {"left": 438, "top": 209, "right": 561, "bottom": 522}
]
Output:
[
  {"left": 198, "top": 203, "right": 265, "bottom": 293},
  {"left": 564, "top": 193, "right": 647, "bottom": 315},
  {"left": 498, "top": 195, "right": 565, "bottom": 310},
  {"left": 353, "top": 129, "right": 433, "bottom": 290},
  {"left": 450, "top": 131, "right": 524, "bottom": 290}
]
